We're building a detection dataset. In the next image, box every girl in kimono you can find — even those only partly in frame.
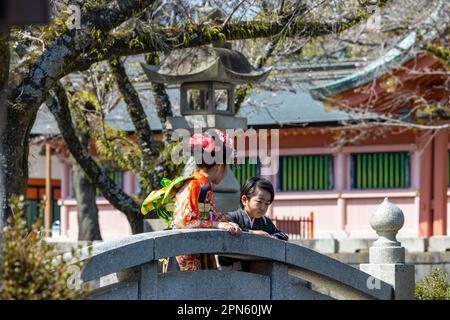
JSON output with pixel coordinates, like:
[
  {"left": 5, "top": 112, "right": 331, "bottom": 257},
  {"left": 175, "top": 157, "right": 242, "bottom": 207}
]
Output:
[{"left": 171, "top": 130, "right": 241, "bottom": 271}]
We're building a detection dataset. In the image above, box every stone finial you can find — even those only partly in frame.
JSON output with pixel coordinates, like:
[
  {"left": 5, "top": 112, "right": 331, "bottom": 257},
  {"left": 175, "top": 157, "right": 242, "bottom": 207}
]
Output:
[
  {"left": 361, "top": 198, "right": 414, "bottom": 299},
  {"left": 370, "top": 197, "right": 404, "bottom": 247},
  {"left": 368, "top": 198, "right": 405, "bottom": 264}
]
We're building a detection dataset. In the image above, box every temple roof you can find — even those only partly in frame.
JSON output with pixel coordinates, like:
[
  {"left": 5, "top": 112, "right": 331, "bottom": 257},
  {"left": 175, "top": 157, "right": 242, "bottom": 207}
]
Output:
[
  {"left": 32, "top": 83, "right": 378, "bottom": 136},
  {"left": 308, "top": 1, "right": 446, "bottom": 102},
  {"left": 141, "top": 45, "right": 271, "bottom": 85},
  {"left": 309, "top": 32, "right": 417, "bottom": 100},
  {"left": 31, "top": 58, "right": 379, "bottom": 136}
]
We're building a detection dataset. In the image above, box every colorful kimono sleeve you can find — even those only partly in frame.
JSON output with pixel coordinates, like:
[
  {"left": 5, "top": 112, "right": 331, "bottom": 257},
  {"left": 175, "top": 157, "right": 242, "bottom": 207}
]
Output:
[{"left": 173, "top": 180, "right": 215, "bottom": 229}]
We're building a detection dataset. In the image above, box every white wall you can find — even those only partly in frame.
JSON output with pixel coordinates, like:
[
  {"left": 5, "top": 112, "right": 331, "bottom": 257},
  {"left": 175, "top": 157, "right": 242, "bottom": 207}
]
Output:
[{"left": 28, "top": 144, "right": 62, "bottom": 179}]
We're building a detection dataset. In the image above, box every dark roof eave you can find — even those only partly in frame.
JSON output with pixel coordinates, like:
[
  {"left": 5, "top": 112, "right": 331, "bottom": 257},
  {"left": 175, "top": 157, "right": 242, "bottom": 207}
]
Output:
[{"left": 247, "top": 118, "right": 381, "bottom": 130}]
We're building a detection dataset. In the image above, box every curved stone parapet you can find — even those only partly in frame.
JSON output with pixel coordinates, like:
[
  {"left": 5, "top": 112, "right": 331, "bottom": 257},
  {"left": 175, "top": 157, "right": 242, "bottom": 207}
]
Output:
[{"left": 76, "top": 229, "right": 393, "bottom": 300}]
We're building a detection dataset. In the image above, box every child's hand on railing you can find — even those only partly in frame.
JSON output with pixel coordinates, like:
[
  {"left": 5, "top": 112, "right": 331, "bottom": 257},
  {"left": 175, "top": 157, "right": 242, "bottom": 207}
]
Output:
[
  {"left": 217, "top": 221, "right": 242, "bottom": 235},
  {"left": 249, "top": 230, "right": 272, "bottom": 237}
]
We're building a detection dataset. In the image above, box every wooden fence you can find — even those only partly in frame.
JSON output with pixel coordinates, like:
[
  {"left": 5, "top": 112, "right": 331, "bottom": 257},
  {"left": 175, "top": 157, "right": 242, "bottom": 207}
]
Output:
[{"left": 273, "top": 212, "right": 314, "bottom": 239}]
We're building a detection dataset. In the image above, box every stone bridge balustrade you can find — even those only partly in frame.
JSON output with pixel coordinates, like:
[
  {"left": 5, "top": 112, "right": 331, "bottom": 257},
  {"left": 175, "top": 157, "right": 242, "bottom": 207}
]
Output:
[
  {"left": 65, "top": 198, "right": 416, "bottom": 300},
  {"left": 71, "top": 228, "right": 397, "bottom": 300}
]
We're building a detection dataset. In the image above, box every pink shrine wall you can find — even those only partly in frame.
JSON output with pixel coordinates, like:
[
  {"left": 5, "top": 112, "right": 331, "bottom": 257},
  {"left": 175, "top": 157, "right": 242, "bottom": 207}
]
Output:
[{"left": 57, "top": 131, "right": 450, "bottom": 240}]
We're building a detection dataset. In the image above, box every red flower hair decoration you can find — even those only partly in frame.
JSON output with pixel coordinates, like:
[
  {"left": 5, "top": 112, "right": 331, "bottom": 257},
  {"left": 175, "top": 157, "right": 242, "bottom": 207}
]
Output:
[
  {"left": 189, "top": 133, "right": 219, "bottom": 153},
  {"left": 189, "top": 130, "right": 237, "bottom": 163}
]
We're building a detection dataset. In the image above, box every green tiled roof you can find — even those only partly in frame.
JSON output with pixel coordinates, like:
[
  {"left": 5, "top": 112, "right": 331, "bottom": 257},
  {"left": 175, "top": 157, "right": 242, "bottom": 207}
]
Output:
[
  {"left": 309, "top": 32, "right": 417, "bottom": 100},
  {"left": 32, "top": 84, "right": 380, "bottom": 136},
  {"left": 32, "top": 83, "right": 381, "bottom": 136},
  {"left": 237, "top": 87, "right": 377, "bottom": 127}
]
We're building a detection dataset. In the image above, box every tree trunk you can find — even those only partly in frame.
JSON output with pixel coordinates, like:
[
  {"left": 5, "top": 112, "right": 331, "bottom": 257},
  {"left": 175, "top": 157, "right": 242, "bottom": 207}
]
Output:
[
  {"left": 0, "top": 28, "right": 10, "bottom": 283},
  {"left": 49, "top": 82, "right": 143, "bottom": 234},
  {"left": 72, "top": 161, "right": 102, "bottom": 241},
  {"left": 0, "top": 109, "right": 35, "bottom": 223}
]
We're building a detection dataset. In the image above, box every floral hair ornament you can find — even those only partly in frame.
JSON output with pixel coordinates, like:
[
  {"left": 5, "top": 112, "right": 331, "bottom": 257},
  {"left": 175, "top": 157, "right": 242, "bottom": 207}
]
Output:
[
  {"left": 206, "top": 129, "right": 238, "bottom": 164},
  {"left": 189, "top": 133, "right": 220, "bottom": 153},
  {"left": 189, "top": 129, "right": 238, "bottom": 164},
  {"left": 207, "top": 129, "right": 234, "bottom": 150}
]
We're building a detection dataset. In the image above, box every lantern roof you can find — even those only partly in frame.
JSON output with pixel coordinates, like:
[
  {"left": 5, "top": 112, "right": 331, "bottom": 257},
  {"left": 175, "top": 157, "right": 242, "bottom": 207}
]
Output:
[{"left": 141, "top": 45, "right": 271, "bottom": 85}]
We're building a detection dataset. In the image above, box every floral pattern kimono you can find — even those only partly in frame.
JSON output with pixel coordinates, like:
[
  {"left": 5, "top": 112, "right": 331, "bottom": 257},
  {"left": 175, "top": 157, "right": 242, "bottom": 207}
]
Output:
[{"left": 171, "top": 171, "right": 227, "bottom": 271}]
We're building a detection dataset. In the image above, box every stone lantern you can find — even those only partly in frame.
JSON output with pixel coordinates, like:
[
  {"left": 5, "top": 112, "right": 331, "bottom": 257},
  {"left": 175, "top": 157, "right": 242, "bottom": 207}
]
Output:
[{"left": 141, "top": 43, "right": 271, "bottom": 212}]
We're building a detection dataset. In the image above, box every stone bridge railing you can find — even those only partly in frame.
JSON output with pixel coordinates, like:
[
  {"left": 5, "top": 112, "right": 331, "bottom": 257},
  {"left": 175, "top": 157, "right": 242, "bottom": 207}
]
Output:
[{"left": 74, "top": 198, "right": 414, "bottom": 300}]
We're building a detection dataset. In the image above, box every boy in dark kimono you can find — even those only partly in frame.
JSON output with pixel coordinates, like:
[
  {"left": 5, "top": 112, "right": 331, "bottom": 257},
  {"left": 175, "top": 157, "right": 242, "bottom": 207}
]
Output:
[
  {"left": 226, "top": 208, "right": 288, "bottom": 240},
  {"left": 219, "top": 177, "right": 288, "bottom": 270}
]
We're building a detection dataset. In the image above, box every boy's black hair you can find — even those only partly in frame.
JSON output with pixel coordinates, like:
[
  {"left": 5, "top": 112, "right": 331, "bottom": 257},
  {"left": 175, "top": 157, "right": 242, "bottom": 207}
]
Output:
[{"left": 240, "top": 177, "right": 274, "bottom": 208}]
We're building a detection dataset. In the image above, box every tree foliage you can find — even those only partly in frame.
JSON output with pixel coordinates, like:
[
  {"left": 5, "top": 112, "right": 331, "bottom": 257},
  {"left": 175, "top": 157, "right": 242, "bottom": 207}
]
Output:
[
  {"left": 0, "top": 197, "right": 89, "bottom": 299},
  {"left": 415, "top": 268, "right": 450, "bottom": 300}
]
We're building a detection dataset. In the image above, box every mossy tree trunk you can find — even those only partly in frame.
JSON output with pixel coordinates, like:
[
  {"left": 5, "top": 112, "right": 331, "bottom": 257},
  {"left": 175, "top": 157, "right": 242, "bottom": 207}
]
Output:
[
  {"left": 72, "top": 161, "right": 103, "bottom": 241},
  {"left": 71, "top": 117, "right": 102, "bottom": 242}
]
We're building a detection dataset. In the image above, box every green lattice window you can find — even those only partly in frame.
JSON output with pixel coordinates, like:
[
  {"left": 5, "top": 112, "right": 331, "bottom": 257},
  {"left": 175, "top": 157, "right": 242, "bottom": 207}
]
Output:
[
  {"left": 232, "top": 158, "right": 259, "bottom": 187},
  {"left": 351, "top": 152, "right": 410, "bottom": 189},
  {"left": 278, "top": 155, "right": 333, "bottom": 192},
  {"left": 96, "top": 171, "right": 123, "bottom": 197}
]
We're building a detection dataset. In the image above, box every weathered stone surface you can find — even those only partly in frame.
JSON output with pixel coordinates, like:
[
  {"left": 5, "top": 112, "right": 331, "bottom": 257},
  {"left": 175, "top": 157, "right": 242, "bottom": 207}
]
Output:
[
  {"left": 324, "top": 237, "right": 425, "bottom": 254},
  {"left": 398, "top": 237, "right": 427, "bottom": 253},
  {"left": 287, "top": 275, "right": 334, "bottom": 300},
  {"left": 327, "top": 252, "right": 369, "bottom": 264},
  {"left": 168, "top": 114, "right": 248, "bottom": 131},
  {"left": 428, "top": 236, "right": 450, "bottom": 252},
  {"left": 116, "top": 266, "right": 141, "bottom": 282},
  {"left": 141, "top": 46, "right": 271, "bottom": 85},
  {"left": 369, "top": 246, "right": 405, "bottom": 264},
  {"left": 406, "top": 252, "right": 443, "bottom": 264},
  {"left": 290, "top": 238, "right": 337, "bottom": 254},
  {"left": 370, "top": 198, "right": 404, "bottom": 246},
  {"left": 79, "top": 233, "right": 155, "bottom": 282},
  {"left": 156, "top": 270, "right": 270, "bottom": 300},
  {"left": 139, "top": 261, "right": 158, "bottom": 300},
  {"left": 338, "top": 238, "right": 375, "bottom": 253},
  {"left": 360, "top": 264, "right": 414, "bottom": 300},
  {"left": 286, "top": 242, "right": 392, "bottom": 300},
  {"left": 249, "top": 260, "right": 333, "bottom": 300},
  {"left": 87, "top": 282, "right": 138, "bottom": 300}
]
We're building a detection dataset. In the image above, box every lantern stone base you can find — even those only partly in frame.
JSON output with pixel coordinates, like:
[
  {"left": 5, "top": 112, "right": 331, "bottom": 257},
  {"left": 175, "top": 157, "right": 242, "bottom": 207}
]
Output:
[
  {"left": 166, "top": 114, "right": 248, "bottom": 130},
  {"left": 212, "top": 191, "right": 241, "bottom": 214},
  {"left": 360, "top": 263, "right": 415, "bottom": 300}
]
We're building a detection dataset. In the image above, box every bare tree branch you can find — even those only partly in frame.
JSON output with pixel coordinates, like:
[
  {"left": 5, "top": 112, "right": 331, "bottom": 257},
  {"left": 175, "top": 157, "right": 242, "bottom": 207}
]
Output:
[
  {"left": 109, "top": 57, "right": 159, "bottom": 194},
  {"left": 10, "top": 0, "right": 158, "bottom": 114},
  {"left": 48, "top": 82, "right": 143, "bottom": 234},
  {"left": 73, "top": 0, "right": 391, "bottom": 72}
]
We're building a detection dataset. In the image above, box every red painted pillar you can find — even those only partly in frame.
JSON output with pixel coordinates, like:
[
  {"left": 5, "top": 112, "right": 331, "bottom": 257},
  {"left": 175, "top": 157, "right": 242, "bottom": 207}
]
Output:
[
  {"left": 418, "top": 130, "right": 433, "bottom": 237},
  {"left": 334, "top": 152, "right": 347, "bottom": 231},
  {"left": 432, "top": 130, "right": 448, "bottom": 235}
]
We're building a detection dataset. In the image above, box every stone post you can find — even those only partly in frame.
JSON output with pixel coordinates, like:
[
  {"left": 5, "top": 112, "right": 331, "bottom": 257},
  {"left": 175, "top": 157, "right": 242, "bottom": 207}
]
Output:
[{"left": 360, "top": 198, "right": 415, "bottom": 300}]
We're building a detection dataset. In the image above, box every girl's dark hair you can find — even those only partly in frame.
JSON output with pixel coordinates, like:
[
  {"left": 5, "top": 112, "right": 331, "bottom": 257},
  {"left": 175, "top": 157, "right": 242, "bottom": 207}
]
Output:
[
  {"left": 193, "top": 145, "right": 231, "bottom": 169},
  {"left": 240, "top": 177, "right": 274, "bottom": 208}
]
